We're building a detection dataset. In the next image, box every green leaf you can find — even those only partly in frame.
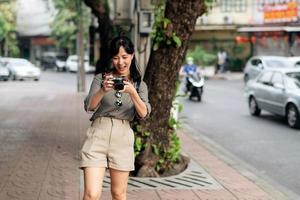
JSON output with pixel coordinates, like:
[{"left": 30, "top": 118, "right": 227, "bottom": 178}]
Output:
[
  {"left": 152, "top": 144, "right": 159, "bottom": 155},
  {"left": 172, "top": 35, "right": 182, "bottom": 47},
  {"left": 153, "top": 42, "right": 159, "bottom": 51}
]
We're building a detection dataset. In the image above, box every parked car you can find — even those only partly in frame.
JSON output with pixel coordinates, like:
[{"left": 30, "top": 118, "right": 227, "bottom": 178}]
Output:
[
  {"left": 288, "top": 56, "right": 300, "bottom": 68},
  {"left": 65, "top": 55, "right": 95, "bottom": 73},
  {"left": 0, "top": 61, "right": 9, "bottom": 81},
  {"left": 243, "top": 56, "right": 292, "bottom": 83},
  {"left": 0, "top": 58, "right": 41, "bottom": 81},
  {"left": 244, "top": 68, "right": 300, "bottom": 129},
  {"left": 40, "top": 52, "right": 67, "bottom": 71}
]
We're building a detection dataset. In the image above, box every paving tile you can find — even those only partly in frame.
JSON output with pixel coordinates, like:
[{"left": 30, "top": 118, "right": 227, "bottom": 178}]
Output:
[
  {"left": 156, "top": 189, "right": 200, "bottom": 200},
  {"left": 128, "top": 190, "right": 161, "bottom": 200},
  {"left": 193, "top": 189, "right": 238, "bottom": 200}
]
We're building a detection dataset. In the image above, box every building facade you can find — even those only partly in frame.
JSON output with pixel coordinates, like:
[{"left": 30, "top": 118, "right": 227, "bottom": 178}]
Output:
[{"left": 192, "top": 0, "right": 300, "bottom": 70}]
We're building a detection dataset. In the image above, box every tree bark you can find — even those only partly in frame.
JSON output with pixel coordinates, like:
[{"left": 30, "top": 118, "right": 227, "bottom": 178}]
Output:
[
  {"left": 83, "top": 0, "right": 113, "bottom": 74},
  {"left": 136, "top": 0, "right": 206, "bottom": 176}
]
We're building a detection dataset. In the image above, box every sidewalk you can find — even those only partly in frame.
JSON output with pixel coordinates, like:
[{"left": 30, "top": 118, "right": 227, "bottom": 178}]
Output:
[
  {"left": 0, "top": 81, "right": 289, "bottom": 200},
  {"left": 201, "top": 66, "right": 244, "bottom": 81}
]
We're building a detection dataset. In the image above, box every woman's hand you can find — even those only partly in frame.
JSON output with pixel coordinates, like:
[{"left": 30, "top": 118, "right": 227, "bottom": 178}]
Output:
[
  {"left": 121, "top": 80, "right": 136, "bottom": 95},
  {"left": 101, "top": 74, "right": 114, "bottom": 92}
]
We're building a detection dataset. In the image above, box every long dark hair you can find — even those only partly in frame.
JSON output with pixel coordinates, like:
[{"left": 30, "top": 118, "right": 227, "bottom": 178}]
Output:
[{"left": 108, "top": 36, "right": 141, "bottom": 83}]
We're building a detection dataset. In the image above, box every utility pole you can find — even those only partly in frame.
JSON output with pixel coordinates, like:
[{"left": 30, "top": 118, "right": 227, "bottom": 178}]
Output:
[{"left": 76, "top": 0, "right": 85, "bottom": 92}]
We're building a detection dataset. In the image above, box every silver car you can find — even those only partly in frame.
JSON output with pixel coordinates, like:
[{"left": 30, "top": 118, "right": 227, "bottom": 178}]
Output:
[
  {"left": 243, "top": 56, "right": 292, "bottom": 83},
  {"left": 245, "top": 68, "right": 300, "bottom": 129},
  {"left": 0, "top": 61, "right": 10, "bottom": 81},
  {"left": 1, "top": 58, "right": 41, "bottom": 81},
  {"left": 288, "top": 56, "right": 300, "bottom": 68}
]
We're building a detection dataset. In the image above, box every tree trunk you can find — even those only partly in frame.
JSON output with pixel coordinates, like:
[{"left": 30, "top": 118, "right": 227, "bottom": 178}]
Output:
[
  {"left": 83, "top": 0, "right": 113, "bottom": 74},
  {"left": 135, "top": 0, "right": 206, "bottom": 177}
]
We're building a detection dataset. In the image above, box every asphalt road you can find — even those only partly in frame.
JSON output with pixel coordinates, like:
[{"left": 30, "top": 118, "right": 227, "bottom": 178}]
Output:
[{"left": 179, "top": 79, "right": 300, "bottom": 198}]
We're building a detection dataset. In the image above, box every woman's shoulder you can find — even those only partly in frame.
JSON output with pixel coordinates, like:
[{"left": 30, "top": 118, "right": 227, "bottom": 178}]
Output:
[{"left": 94, "top": 73, "right": 103, "bottom": 81}]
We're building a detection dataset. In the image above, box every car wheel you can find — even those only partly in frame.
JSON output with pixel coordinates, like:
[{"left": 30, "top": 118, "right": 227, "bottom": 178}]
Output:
[
  {"left": 244, "top": 74, "right": 249, "bottom": 83},
  {"left": 286, "top": 104, "right": 300, "bottom": 129},
  {"left": 249, "top": 96, "right": 261, "bottom": 116}
]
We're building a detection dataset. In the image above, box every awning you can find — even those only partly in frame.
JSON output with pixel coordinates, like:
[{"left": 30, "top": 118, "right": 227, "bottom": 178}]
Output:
[
  {"left": 195, "top": 25, "right": 237, "bottom": 31},
  {"left": 237, "top": 26, "right": 300, "bottom": 32}
]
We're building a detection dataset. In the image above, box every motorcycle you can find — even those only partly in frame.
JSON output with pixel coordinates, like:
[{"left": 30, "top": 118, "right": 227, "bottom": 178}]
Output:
[{"left": 186, "top": 72, "right": 204, "bottom": 102}]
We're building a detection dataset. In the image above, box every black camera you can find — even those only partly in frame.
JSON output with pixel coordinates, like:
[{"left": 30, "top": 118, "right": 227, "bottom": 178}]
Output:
[{"left": 111, "top": 77, "right": 125, "bottom": 90}]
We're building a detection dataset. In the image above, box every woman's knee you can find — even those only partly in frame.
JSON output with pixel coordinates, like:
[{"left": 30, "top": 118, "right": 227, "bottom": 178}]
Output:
[
  {"left": 83, "top": 190, "right": 101, "bottom": 200},
  {"left": 111, "top": 187, "right": 126, "bottom": 200}
]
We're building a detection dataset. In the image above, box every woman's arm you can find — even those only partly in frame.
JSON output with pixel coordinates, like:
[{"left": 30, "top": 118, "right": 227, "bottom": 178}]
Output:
[
  {"left": 129, "top": 89, "right": 148, "bottom": 118},
  {"left": 84, "top": 73, "right": 114, "bottom": 112},
  {"left": 86, "top": 88, "right": 106, "bottom": 111},
  {"left": 123, "top": 80, "right": 151, "bottom": 119}
]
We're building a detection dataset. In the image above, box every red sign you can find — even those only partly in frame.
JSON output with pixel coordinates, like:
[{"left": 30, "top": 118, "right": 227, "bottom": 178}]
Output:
[
  {"left": 264, "top": 0, "right": 298, "bottom": 23},
  {"left": 31, "top": 37, "right": 56, "bottom": 45}
]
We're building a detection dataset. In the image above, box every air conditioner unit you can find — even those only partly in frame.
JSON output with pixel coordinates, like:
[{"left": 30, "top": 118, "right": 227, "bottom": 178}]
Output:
[
  {"left": 198, "top": 15, "right": 209, "bottom": 25},
  {"left": 223, "top": 15, "right": 233, "bottom": 24},
  {"left": 139, "top": 10, "right": 154, "bottom": 34}
]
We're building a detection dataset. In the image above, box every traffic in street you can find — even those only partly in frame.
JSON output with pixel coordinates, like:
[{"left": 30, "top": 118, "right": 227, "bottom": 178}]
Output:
[{"left": 179, "top": 78, "right": 300, "bottom": 198}]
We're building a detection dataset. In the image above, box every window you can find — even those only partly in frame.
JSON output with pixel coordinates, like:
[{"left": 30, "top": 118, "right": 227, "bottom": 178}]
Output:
[
  {"left": 271, "top": 72, "right": 284, "bottom": 85},
  {"left": 221, "top": 0, "right": 247, "bottom": 13},
  {"left": 235, "top": 0, "right": 247, "bottom": 12},
  {"left": 251, "top": 59, "right": 262, "bottom": 67},
  {"left": 286, "top": 72, "right": 300, "bottom": 89},
  {"left": 258, "top": 71, "right": 273, "bottom": 85},
  {"left": 221, "top": 0, "right": 232, "bottom": 12}
]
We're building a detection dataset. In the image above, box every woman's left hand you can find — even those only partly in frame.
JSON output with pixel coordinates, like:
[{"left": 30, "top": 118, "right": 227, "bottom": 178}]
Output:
[{"left": 121, "top": 80, "right": 136, "bottom": 95}]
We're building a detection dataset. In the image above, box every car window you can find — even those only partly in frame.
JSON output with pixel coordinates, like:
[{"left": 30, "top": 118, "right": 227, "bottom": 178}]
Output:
[
  {"left": 251, "top": 59, "right": 262, "bottom": 66},
  {"left": 265, "top": 59, "right": 291, "bottom": 68},
  {"left": 271, "top": 72, "right": 284, "bottom": 85},
  {"left": 286, "top": 72, "right": 300, "bottom": 89},
  {"left": 257, "top": 71, "right": 273, "bottom": 84}
]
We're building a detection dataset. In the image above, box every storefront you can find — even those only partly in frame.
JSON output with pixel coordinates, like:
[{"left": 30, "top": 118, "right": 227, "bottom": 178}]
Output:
[{"left": 238, "top": 26, "right": 300, "bottom": 56}]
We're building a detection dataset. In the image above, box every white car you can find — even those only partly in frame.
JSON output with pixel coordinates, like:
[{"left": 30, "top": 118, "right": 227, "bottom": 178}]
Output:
[
  {"left": 1, "top": 58, "right": 41, "bottom": 81},
  {"left": 288, "top": 56, "right": 300, "bottom": 68},
  {"left": 65, "top": 55, "right": 95, "bottom": 73},
  {"left": 0, "top": 61, "right": 10, "bottom": 81},
  {"left": 243, "top": 56, "right": 292, "bottom": 83}
]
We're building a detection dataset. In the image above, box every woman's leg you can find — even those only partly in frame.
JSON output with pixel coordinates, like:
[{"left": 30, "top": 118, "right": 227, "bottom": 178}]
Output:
[
  {"left": 110, "top": 169, "right": 129, "bottom": 200},
  {"left": 83, "top": 167, "right": 106, "bottom": 200}
]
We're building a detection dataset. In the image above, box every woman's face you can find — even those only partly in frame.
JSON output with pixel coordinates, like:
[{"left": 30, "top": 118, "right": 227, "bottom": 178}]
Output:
[{"left": 112, "top": 46, "right": 134, "bottom": 77}]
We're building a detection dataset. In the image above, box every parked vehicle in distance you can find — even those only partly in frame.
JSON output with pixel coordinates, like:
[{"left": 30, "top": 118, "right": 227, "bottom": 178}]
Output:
[
  {"left": 244, "top": 68, "right": 300, "bottom": 129},
  {"left": 288, "top": 56, "right": 300, "bottom": 68},
  {"left": 0, "top": 58, "right": 41, "bottom": 81},
  {"left": 40, "top": 52, "right": 67, "bottom": 71},
  {"left": 243, "top": 56, "right": 292, "bottom": 83},
  {"left": 65, "top": 55, "right": 95, "bottom": 73},
  {"left": 0, "top": 61, "right": 10, "bottom": 81}
]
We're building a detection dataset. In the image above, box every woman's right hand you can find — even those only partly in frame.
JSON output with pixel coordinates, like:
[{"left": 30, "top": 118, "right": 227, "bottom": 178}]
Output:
[{"left": 101, "top": 73, "right": 114, "bottom": 92}]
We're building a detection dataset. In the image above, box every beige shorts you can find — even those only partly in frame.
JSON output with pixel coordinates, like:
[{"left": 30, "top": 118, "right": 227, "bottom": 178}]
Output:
[{"left": 79, "top": 117, "right": 135, "bottom": 171}]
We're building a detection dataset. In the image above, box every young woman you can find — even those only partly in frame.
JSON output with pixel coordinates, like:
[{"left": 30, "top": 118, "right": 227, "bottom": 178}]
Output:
[{"left": 80, "top": 36, "right": 151, "bottom": 200}]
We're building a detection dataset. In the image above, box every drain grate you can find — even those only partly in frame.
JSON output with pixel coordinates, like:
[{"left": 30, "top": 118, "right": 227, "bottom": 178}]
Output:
[{"left": 102, "top": 160, "right": 221, "bottom": 190}]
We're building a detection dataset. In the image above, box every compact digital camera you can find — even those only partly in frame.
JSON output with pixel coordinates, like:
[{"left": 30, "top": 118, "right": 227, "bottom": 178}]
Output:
[{"left": 111, "top": 77, "right": 125, "bottom": 90}]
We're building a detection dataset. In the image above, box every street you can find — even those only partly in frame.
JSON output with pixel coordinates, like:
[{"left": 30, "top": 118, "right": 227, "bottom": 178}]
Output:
[{"left": 179, "top": 79, "right": 300, "bottom": 198}]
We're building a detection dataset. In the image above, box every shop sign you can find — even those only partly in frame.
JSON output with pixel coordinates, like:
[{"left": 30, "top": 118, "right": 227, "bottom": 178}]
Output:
[{"left": 264, "top": 0, "right": 298, "bottom": 23}]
